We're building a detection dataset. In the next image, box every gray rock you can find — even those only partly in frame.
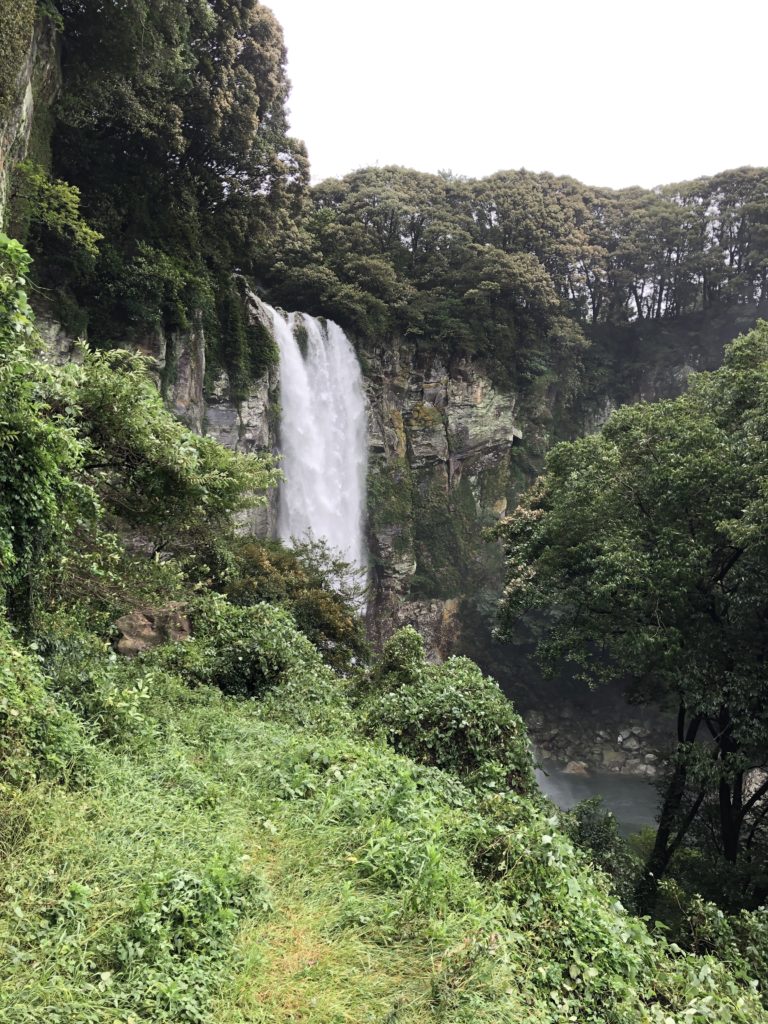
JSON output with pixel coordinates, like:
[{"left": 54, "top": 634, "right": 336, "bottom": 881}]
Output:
[{"left": 115, "top": 603, "right": 191, "bottom": 658}]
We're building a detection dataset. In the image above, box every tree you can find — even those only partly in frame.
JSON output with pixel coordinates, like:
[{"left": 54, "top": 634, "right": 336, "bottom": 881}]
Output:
[{"left": 494, "top": 322, "right": 768, "bottom": 911}]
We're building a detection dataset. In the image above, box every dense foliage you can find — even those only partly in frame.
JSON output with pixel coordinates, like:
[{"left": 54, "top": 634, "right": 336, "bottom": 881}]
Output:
[
  {"left": 226, "top": 537, "right": 369, "bottom": 672},
  {"left": 259, "top": 165, "right": 768, "bottom": 398},
  {"left": 0, "top": 231, "right": 766, "bottom": 1020},
  {"left": 359, "top": 626, "right": 534, "bottom": 793},
  {"left": 0, "top": 232, "right": 278, "bottom": 625},
  {"left": 5, "top": 0, "right": 306, "bottom": 398},
  {"left": 496, "top": 322, "right": 768, "bottom": 912},
  {"left": 8, "top": 0, "right": 768, "bottom": 408}
]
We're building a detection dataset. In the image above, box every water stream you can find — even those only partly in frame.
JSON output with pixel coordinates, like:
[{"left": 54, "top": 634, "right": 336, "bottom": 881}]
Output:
[
  {"left": 536, "top": 765, "right": 659, "bottom": 835},
  {"left": 267, "top": 304, "right": 368, "bottom": 572}
]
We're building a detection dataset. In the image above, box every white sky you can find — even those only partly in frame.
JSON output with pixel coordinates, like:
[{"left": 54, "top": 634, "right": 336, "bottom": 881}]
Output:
[{"left": 265, "top": 0, "right": 767, "bottom": 189}]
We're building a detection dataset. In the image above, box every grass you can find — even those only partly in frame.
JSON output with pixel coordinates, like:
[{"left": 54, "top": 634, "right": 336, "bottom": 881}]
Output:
[{"left": 1, "top": 675, "right": 766, "bottom": 1023}]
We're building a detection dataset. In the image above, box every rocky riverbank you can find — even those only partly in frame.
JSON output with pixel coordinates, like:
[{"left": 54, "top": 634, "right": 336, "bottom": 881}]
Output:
[{"left": 525, "top": 703, "right": 672, "bottom": 778}]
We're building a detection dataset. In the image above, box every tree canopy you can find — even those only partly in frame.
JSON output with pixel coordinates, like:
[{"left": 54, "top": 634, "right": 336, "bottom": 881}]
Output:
[
  {"left": 494, "top": 321, "right": 768, "bottom": 909},
  {"left": 8, "top": 3, "right": 768, "bottom": 406}
]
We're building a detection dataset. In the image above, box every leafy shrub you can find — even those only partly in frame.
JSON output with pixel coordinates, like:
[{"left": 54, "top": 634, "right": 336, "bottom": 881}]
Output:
[
  {"left": 662, "top": 891, "right": 768, "bottom": 1007},
  {"left": 366, "top": 624, "right": 426, "bottom": 690},
  {"left": 563, "top": 796, "right": 640, "bottom": 910},
  {"left": 359, "top": 628, "right": 533, "bottom": 794},
  {"left": 0, "top": 233, "right": 95, "bottom": 621},
  {"left": 158, "top": 596, "right": 353, "bottom": 732},
  {"left": 8, "top": 160, "right": 102, "bottom": 256},
  {"left": 0, "top": 625, "right": 87, "bottom": 790},
  {"left": 43, "top": 624, "right": 177, "bottom": 746},
  {"left": 226, "top": 537, "right": 369, "bottom": 672},
  {"left": 72, "top": 348, "right": 279, "bottom": 553},
  {"left": 163, "top": 597, "right": 314, "bottom": 696}
]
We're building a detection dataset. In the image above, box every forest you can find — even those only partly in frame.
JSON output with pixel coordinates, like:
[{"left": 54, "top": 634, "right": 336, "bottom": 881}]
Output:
[{"left": 0, "top": 1, "right": 767, "bottom": 1022}]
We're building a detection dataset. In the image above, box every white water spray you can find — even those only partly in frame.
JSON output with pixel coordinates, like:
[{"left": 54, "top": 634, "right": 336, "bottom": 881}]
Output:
[{"left": 266, "top": 304, "right": 368, "bottom": 573}]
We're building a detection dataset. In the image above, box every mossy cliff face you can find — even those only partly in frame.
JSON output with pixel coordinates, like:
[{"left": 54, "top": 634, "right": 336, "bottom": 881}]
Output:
[
  {"left": 147, "top": 291, "right": 281, "bottom": 539},
  {"left": 35, "top": 287, "right": 282, "bottom": 539},
  {"left": 364, "top": 342, "right": 523, "bottom": 657},
  {"left": 0, "top": 8, "right": 59, "bottom": 223}
]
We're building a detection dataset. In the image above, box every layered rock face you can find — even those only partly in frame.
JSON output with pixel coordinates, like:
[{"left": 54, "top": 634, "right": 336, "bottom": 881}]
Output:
[
  {"left": 0, "top": 16, "right": 59, "bottom": 222},
  {"left": 364, "top": 344, "right": 522, "bottom": 658}
]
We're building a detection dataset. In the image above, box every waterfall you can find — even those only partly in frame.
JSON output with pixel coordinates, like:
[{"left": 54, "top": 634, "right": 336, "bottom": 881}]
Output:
[{"left": 266, "top": 304, "right": 368, "bottom": 573}]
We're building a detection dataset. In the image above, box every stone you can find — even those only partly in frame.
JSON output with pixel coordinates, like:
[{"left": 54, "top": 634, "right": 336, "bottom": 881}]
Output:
[
  {"left": 388, "top": 597, "right": 461, "bottom": 662},
  {"left": 115, "top": 604, "right": 191, "bottom": 658},
  {"left": 621, "top": 735, "right": 641, "bottom": 752},
  {"left": 563, "top": 760, "right": 590, "bottom": 776},
  {"left": 168, "top": 322, "right": 206, "bottom": 433},
  {"left": 644, "top": 753, "right": 658, "bottom": 764},
  {"left": 602, "top": 749, "right": 626, "bottom": 766}
]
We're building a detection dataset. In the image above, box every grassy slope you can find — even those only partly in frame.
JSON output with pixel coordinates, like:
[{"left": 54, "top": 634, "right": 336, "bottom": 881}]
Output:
[{"left": 2, "top": 668, "right": 765, "bottom": 1024}]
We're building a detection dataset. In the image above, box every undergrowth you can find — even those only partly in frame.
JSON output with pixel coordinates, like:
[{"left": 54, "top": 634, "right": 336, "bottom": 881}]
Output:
[{"left": 1, "top": 644, "right": 766, "bottom": 1023}]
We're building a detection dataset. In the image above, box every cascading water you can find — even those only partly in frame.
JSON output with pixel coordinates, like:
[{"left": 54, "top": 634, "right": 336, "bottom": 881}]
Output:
[{"left": 266, "top": 304, "right": 368, "bottom": 574}]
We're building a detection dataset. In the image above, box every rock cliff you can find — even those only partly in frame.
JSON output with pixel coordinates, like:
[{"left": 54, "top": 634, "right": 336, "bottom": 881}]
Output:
[
  {"left": 0, "top": 14, "right": 59, "bottom": 222},
  {"left": 363, "top": 344, "right": 523, "bottom": 657}
]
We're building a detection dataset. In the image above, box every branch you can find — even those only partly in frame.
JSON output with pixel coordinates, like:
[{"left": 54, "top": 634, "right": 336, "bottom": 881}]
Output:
[{"left": 667, "top": 788, "right": 707, "bottom": 860}]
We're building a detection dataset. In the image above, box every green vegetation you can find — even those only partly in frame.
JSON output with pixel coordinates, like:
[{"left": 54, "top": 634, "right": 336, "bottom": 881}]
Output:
[
  {"left": 2, "top": 235, "right": 767, "bottom": 1021},
  {"left": 496, "top": 321, "right": 768, "bottom": 915},
  {"left": 262, "top": 165, "right": 768, "bottom": 402},
  {"left": 226, "top": 537, "right": 369, "bottom": 673},
  {"left": 2, "top": 2, "right": 768, "bottom": 1018},
  {"left": 10, "top": 0, "right": 307, "bottom": 392},
  {"left": 357, "top": 626, "right": 533, "bottom": 792},
  {"left": 11, "top": 0, "right": 768, "bottom": 411},
  {"left": 7, "top": 159, "right": 102, "bottom": 257},
  {"left": 0, "top": 0, "right": 36, "bottom": 123}
]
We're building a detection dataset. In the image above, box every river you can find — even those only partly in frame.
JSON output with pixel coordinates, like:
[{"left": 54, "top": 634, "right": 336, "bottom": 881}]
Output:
[{"left": 536, "top": 763, "right": 660, "bottom": 835}]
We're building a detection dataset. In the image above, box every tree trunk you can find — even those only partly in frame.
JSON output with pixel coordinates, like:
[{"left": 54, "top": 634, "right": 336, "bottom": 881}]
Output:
[{"left": 635, "top": 707, "right": 702, "bottom": 915}]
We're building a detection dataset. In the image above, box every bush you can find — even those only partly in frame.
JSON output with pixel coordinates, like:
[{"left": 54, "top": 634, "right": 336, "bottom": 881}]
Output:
[
  {"left": 664, "top": 891, "right": 768, "bottom": 1007},
  {"left": 72, "top": 347, "right": 279, "bottom": 554},
  {"left": 359, "top": 628, "right": 533, "bottom": 794},
  {"left": 563, "top": 796, "right": 640, "bottom": 910},
  {"left": 162, "top": 597, "right": 317, "bottom": 695},
  {"left": 226, "top": 538, "right": 369, "bottom": 672},
  {"left": 0, "top": 625, "right": 87, "bottom": 790},
  {"left": 0, "top": 233, "right": 95, "bottom": 622},
  {"left": 157, "top": 596, "right": 354, "bottom": 732},
  {"left": 43, "top": 623, "right": 177, "bottom": 746}
]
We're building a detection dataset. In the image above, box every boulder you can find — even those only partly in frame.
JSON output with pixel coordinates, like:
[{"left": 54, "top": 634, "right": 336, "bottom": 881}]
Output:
[
  {"left": 115, "top": 603, "right": 191, "bottom": 657},
  {"left": 563, "top": 760, "right": 590, "bottom": 776}
]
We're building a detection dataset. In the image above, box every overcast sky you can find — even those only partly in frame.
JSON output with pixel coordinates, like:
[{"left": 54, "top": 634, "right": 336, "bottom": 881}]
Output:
[{"left": 264, "top": 0, "right": 767, "bottom": 189}]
